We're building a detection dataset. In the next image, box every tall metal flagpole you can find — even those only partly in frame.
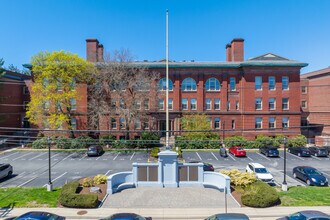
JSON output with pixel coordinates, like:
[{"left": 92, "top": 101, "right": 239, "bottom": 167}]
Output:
[{"left": 165, "top": 9, "right": 169, "bottom": 148}]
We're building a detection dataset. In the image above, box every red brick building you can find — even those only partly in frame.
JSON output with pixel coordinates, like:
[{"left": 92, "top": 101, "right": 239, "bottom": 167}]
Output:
[
  {"left": 301, "top": 67, "right": 330, "bottom": 145},
  {"left": 86, "top": 38, "right": 307, "bottom": 139}
]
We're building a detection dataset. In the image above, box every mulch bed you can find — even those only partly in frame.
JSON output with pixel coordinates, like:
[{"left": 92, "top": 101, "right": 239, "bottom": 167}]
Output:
[{"left": 78, "top": 178, "right": 107, "bottom": 202}]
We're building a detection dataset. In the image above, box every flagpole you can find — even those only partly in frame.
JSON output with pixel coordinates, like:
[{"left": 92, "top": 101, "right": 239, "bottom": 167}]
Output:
[{"left": 165, "top": 9, "right": 169, "bottom": 148}]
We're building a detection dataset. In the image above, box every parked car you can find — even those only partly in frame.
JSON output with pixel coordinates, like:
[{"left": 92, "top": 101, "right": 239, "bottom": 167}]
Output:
[
  {"left": 323, "top": 146, "right": 330, "bottom": 155},
  {"left": 245, "top": 163, "right": 274, "bottom": 184},
  {"left": 13, "top": 211, "right": 65, "bottom": 220},
  {"left": 0, "top": 163, "right": 13, "bottom": 179},
  {"left": 100, "top": 213, "right": 149, "bottom": 220},
  {"left": 219, "top": 147, "right": 228, "bottom": 157},
  {"left": 292, "top": 166, "right": 328, "bottom": 186},
  {"left": 288, "top": 147, "right": 311, "bottom": 157},
  {"left": 229, "top": 146, "right": 246, "bottom": 157},
  {"left": 87, "top": 145, "right": 104, "bottom": 157},
  {"left": 205, "top": 213, "right": 250, "bottom": 220},
  {"left": 309, "top": 146, "right": 328, "bottom": 157},
  {"left": 190, "top": 161, "right": 214, "bottom": 171},
  {"left": 277, "top": 210, "right": 330, "bottom": 220},
  {"left": 259, "top": 146, "right": 279, "bottom": 157}
]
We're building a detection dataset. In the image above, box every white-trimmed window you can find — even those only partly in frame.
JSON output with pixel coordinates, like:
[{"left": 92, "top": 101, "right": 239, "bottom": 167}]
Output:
[
  {"left": 232, "top": 120, "right": 235, "bottom": 129},
  {"left": 269, "top": 98, "right": 276, "bottom": 110},
  {"left": 282, "top": 117, "right": 289, "bottom": 128},
  {"left": 302, "top": 86, "right": 307, "bottom": 94},
  {"left": 269, "top": 117, "right": 276, "bottom": 129},
  {"left": 120, "top": 99, "right": 126, "bottom": 109},
  {"left": 143, "top": 121, "right": 149, "bottom": 130},
  {"left": 282, "top": 76, "right": 289, "bottom": 90},
  {"left": 255, "top": 76, "right": 262, "bottom": 90},
  {"left": 70, "top": 98, "right": 76, "bottom": 110},
  {"left": 230, "top": 77, "right": 236, "bottom": 91},
  {"left": 120, "top": 118, "right": 126, "bottom": 129},
  {"left": 255, "top": 98, "right": 262, "bottom": 110},
  {"left": 159, "top": 99, "right": 164, "bottom": 110},
  {"left": 235, "top": 101, "right": 239, "bottom": 110},
  {"left": 190, "top": 98, "right": 197, "bottom": 110},
  {"left": 134, "top": 119, "right": 141, "bottom": 129},
  {"left": 110, "top": 118, "right": 117, "bottom": 129},
  {"left": 159, "top": 78, "right": 173, "bottom": 91},
  {"left": 227, "top": 101, "right": 230, "bottom": 110},
  {"left": 182, "top": 78, "right": 197, "bottom": 91},
  {"left": 302, "top": 100, "right": 307, "bottom": 108},
  {"left": 282, "top": 98, "right": 289, "bottom": 110},
  {"left": 71, "top": 118, "right": 77, "bottom": 130},
  {"left": 214, "top": 118, "right": 220, "bottom": 129},
  {"left": 144, "top": 99, "right": 149, "bottom": 110},
  {"left": 205, "top": 78, "right": 220, "bottom": 91},
  {"left": 135, "top": 100, "right": 141, "bottom": 110},
  {"left": 168, "top": 98, "right": 173, "bottom": 110},
  {"left": 206, "top": 98, "right": 211, "bottom": 110},
  {"left": 269, "top": 76, "right": 275, "bottom": 90},
  {"left": 182, "top": 98, "right": 188, "bottom": 110},
  {"left": 255, "top": 117, "right": 262, "bottom": 129},
  {"left": 214, "top": 99, "right": 220, "bottom": 110}
]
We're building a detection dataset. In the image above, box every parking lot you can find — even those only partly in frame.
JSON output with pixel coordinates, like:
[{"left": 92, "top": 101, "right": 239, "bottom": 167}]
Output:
[{"left": 0, "top": 149, "right": 329, "bottom": 188}]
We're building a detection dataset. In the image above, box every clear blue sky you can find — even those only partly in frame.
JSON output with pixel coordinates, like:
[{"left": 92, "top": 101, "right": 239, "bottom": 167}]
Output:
[{"left": 1, "top": 0, "right": 329, "bottom": 73}]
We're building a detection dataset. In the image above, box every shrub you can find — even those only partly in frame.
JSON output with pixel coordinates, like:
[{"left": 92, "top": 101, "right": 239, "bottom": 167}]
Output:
[
  {"left": 288, "top": 135, "right": 307, "bottom": 147},
  {"left": 81, "top": 178, "right": 93, "bottom": 187},
  {"left": 241, "top": 181, "right": 280, "bottom": 208},
  {"left": 99, "top": 135, "right": 116, "bottom": 147},
  {"left": 220, "top": 169, "right": 257, "bottom": 187},
  {"left": 71, "top": 136, "right": 94, "bottom": 149},
  {"left": 111, "top": 140, "right": 135, "bottom": 149},
  {"left": 249, "top": 135, "right": 280, "bottom": 149},
  {"left": 93, "top": 174, "right": 107, "bottom": 184},
  {"left": 59, "top": 181, "right": 98, "bottom": 208},
  {"left": 150, "top": 147, "right": 160, "bottom": 158},
  {"left": 32, "top": 137, "right": 50, "bottom": 149},
  {"left": 138, "top": 132, "right": 160, "bottom": 148},
  {"left": 55, "top": 136, "right": 72, "bottom": 149},
  {"left": 224, "top": 136, "right": 248, "bottom": 148},
  {"left": 173, "top": 147, "right": 182, "bottom": 158},
  {"left": 175, "top": 135, "right": 220, "bottom": 149}
]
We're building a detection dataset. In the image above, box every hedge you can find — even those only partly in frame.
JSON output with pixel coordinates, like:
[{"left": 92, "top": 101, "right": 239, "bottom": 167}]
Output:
[
  {"left": 175, "top": 136, "right": 220, "bottom": 149},
  {"left": 241, "top": 181, "right": 280, "bottom": 208},
  {"left": 59, "top": 181, "right": 98, "bottom": 208}
]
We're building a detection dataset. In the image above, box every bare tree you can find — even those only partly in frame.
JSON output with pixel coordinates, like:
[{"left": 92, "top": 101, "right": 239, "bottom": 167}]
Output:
[{"left": 88, "top": 49, "right": 160, "bottom": 139}]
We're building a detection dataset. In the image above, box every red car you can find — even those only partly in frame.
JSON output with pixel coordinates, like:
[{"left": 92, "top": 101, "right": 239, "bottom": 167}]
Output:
[{"left": 229, "top": 146, "right": 246, "bottom": 157}]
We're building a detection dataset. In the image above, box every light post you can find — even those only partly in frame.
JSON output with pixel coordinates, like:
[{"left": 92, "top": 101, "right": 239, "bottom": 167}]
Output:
[
  {"left": 222, "top": 121, "right": 225, "bottom": 147},
  {"left": 47, "top": 136, "right": 53, "bottom": 191},
  {"left": 282, "top": 137, "right": 288, "bottom": 191}
]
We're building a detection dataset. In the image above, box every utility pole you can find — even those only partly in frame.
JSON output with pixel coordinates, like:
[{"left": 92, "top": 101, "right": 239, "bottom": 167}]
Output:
[
  {"left": 47, "top": 136, "right": 53, "bottom": 191},
  {"left": 282, "top": 137, "right": 288, "bottom": 191},
  {"left": 165, "top": 9, "right": 170, "bottom": 149}
]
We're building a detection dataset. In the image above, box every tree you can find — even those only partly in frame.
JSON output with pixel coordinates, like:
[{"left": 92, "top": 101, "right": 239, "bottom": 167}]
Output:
[
  {"left": 26, "top": 51, "right": 95, "bottom": 137},
  {"left": 88, "top": 49, "right": 160, "bottom": 139},
  {"left": 0, "top": 58, "right": 5, "bottom": 75},
  {"left": 180, "top": 113, "right": 215, "bottom": 139}
]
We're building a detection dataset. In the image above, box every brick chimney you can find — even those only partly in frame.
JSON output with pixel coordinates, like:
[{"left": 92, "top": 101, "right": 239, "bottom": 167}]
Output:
[
  {"left": 86, "top": 38, "right": 99, "bottom": 62},
  {"left": 97, "top": 44, "right": 104, "bottom": 62},
  {"left": 231, "top": 38, "right": 244, "bottom": 62},
  {"left": 226, "top": 44, "right": 232, "bottom": 62}
]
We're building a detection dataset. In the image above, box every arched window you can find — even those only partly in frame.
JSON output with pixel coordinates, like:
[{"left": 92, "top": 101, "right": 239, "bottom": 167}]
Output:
[
  {"left": 182, "top": 78, "right": 197, "bottom": 91},
  {"left": 205, "top": 78, "right": 220, "bottom": 91},
  {"left": 158, "top": 78, "right": 173, "bottom": 91}
]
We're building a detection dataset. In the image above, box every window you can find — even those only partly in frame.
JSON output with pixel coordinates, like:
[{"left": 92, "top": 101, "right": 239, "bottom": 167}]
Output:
[
  {"left": 255, "top": 98, "right": 262, "bottom": 110},
  {"left": 182, "top": 78, "right": 197, "bottom": 91},
  {"left": 207, "top": 117, "right": 212, "bottom": 126},
  {"left": 143, "top": 121, "right": 149, "bottom": 130},
  {"left": 23, "top": 86, "right": 29, "bottom": 94},
  {"left": 269, "top": 98, "right": 276, "bottom": 110},
  {"left": 269, "top": 76, "right": 275, "bottom": 90},
  {"left": 182, "top": 98, "right": 188, "bottom": 110},
  {"left": 206, "top": 99, "right": 211, "bottom": 110},
  {"left": 110, "top": 118, "right": 117, "bottom": 129},
  {"left": 214, "top": 118, "right": 220, "bottom": 129},
  {"left": 134, "top": 119, "right": 141, "bottom": 129},
  {"left": 120, "top": 99, "right": 126, "bottom": 109},
  {"left": 158, "top": 78, "right": 173, "bottom": 91},
  {"left": 282, "top": 117, "right": 289, "bottom": 128},
  {"left": 302, "top": 100, "right": 307, "bottom": 108},
  {"left": 168, "top": 98, "right": 173, "bottom": 110},
  {"left": 214, "top": 99, "right": 220, "bottom": 110},
  {"left": 227, "top": 101, "right": 230, "bottom": 110},
  {"left": 71, "top": 118, "right": 77, "bottom": 130},
  {"left": 70, "top": 98, "right": 76, "bottom": 110},
  {"left": 120, "top": 118, "right": 126, "bottom": 129},
  {"left": 282, "top": 76, "right": 289, "bottom": 90},
  {"left": 230, "top": 77, "right": 236, "bottom": 91},
  {"left": 159, "top": 99, "right": 164, "bottom": 110},
  {"left": 144, "top": 99, "right": 149, "bottom": 110},
  {"left": 232, "top": 120, "right": 235, "bottom": 129},
  {"left": 235, "top": 101, "right": 239, "bottom": 110},
  {"left": 282, "top": 98, "right": 289, "bottom": 110},
  {"left": 190, "top": 98, "right": 197, "bottom": 110},
  {"left": 301, "top": 86, "right": 307, "bottom": 93},
  {"left": 255, "top": 117, "right": 262, "bottom": 129},
  {"left": 255, "top": 76, "right": 262, "bottom": 90},
  {"left": 135, "top": 100, "right": 141, "bottom": 110},
  {"left": 205, "top": 78, "right": 220, "bottom": 91},
  {"left": 269, "top": 117, "right": 276, "bottom": 129}
]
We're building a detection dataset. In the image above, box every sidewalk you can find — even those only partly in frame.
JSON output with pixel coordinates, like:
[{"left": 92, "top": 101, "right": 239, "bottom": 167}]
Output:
[{"left": 2, "top": 206, "right": 330, "bottom": 220}]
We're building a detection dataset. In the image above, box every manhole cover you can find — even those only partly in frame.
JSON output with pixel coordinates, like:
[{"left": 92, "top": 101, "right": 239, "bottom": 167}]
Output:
[{"left": 77, "top": 210, "right": 87, "bottom": 215}]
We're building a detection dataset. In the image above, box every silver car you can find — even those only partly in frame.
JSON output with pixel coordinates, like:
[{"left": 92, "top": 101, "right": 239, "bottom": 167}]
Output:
[
  {"left": 0, "top": 163, "right": 13, "bottom": 179},
  {"left": 277, "top": 210, "right": 330, "bottom": 220}
]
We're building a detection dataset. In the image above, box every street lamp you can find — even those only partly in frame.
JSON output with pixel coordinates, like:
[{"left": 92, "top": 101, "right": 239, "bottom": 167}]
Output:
[
  {"left": 282, "top": 137, "right": 288, "bottom": 191},
  {"left": 47, "top": 136, "right": 53, "bottom": 191}
]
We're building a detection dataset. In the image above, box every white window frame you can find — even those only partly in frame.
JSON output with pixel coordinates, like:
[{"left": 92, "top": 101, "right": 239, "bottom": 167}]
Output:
[
  {"left": 205, "top": 78, "right": 220, "bottom": 91},
  {"left": 144, "top": 99, "right": 149, "bottom": 110},
  {"left": 268, "top": 76, "right": 276, "bottom": 90},
  {"left": 235, "top": 101, "right": 239, "bottom": 110},
  {"left": 135, "top": 100, "right": 141, "bottom": 110},
  {"left": 168, "top": 98, "right": 173, "bottom": 110},
  {"left": 159, "top": 99, "right": 164, "bottom": 110},
  {"left": 190, "top": 98, "right": 197, "bottom": 110},
  {"left": 255, "top": 117, "right": 262, "bottom": 129},
  {"left": 232, "top": 120, "right": 235, "bottom": 129},
  {"left": 269, "top": 98, "right": 276, "bottom": 110},
  {"left": 301, "top": 86, "right": 307, "bottom": 94},
  {"left": 206, "top": 98, "right": 211, "bottom": 110},
  {"left": 159, "top": 78, "right": 173, "bottom": 91},
  {"left": 143, "top": 121, "right": 149, "bottom": 130},
  {"left": 214, "top": 99, "right": 220, "bottom": 110},
  {"left": 110, "top": 118, "right": 117, "bottom": 129},
  {"left": 134, "top": 119, "right": 141, "bottom": 129},
  {"left": 120, "top": 118, "right": 126, "bottom": 129},
  {"left": 255, "top": 76, "right": 262, "bottom": 90},
  {"left": 255, "top": 98, "right": 262, "bottom": 110},
  {"left": 302, "top": 100, "right": 307, "bottom": 108},
  {"left": 182, "top": 78, "right": 197, "bottom": 91},
  {"left": 282, "top": 76, "right": 289, "bottom": 90},
  {"left": 70, "top": 98, "right": 76, "bottom": 110},
  {"left": 182, "top": 98, "right": 188, "bottom": 110},
  {"left": 282, "top": 117, "right": 289, "bottom": 128},
  {"left": 269, "top": 117, "right": 276, "bottom": 129},
  {"left": 227, "top": 101, "right": 230, "bottom": 110},
  {"left": 282, "top": 98, "right": 289, "bottom": 110},
  {"left": 214, "top": 118, "right": 220, "bottom": 129},
  {"left": 71, "top": 118, "right": 77, "bottom": 130},
  {"left": 230, "top": 77, "right": 236, "bottom": 91}
]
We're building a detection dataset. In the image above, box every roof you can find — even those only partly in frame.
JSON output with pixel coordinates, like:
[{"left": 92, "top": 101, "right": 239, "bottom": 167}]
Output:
[
  {"left": 249, "top": 163, "right": 265, "bottom": 168},
  {"left": 300, "top": 67, "right": 330, "bottom": 79},
  {"left": 1, "top": 70, "right": 31, "bottom": 81},
  {"left": 299, "top": 210, "right": 330, "bottom": 218}
]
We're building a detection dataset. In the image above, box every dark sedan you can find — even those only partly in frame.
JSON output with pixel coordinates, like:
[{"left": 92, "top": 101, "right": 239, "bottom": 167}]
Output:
[
  {"left": 288, "top": 147, "right": 311, "bottom": 157},
  {"left": 205, "top": 213, "right": 250, "bottom": 220},
  {"left": 277, "top": 210, "right": 330, "bottom": 220},
  {"left": 13, "top": 211, "right": 65, "bottom": 220},
  {"left": 322, "top": 146, "right": 330, "bottom": 155},
  {"left": 100, "top": 213, "right": 149, "bottom": 220},
  {"left": 293, "top": 166, "right": 328, "bottom": 186},
  {"left": 87, "top": 145, "right": 104, "bottom": 157},
  {"left": 259, "top": 146, "right": 279, "bottom": 157},
  {"left": 190, "top": 161, "right": 214, "bottom": 172},
  {"left": 309, "top": 146, "right": 328, "bottom": 157}
]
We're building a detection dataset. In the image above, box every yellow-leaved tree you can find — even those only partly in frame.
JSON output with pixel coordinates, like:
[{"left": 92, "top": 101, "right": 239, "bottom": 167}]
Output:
[{"left": 26, "top": 51, "right": 95, "bottom": 137}]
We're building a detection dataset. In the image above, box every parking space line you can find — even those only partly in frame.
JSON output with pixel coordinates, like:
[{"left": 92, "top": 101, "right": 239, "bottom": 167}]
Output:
[
  {"left": 246, "top": 156, "right": 253, "bottom": 161},
  {"left": 113, "top": 153, "right": 120, "bottom": 160},
  {"left": 28, "top": 152, "right": 47, "bottom": 161},
  {"left": 43, "top": 172, "right": 68, "bottom": 187},
  {"left": 257, "top": 152, "right": 271, "bottom": 161},
  {"left": 311, "top": 156, "right": 322, "bottom": 161},
  {"left": 50, "top": 153, "right": 60, "bottom": 158},
  {"left": 287, "top": 153, "right": 304, "bottom": 161},
  {"left": 18, "top": 176, "right": 38, "bottom": 187},
  {"left": 0, "top": 152, "right": 19, "bottom": 159},
  {"left": 96, "top": 155, "right": 102, "bottom": 160},
  {"left": 196, "top": 152, "right": 202, "bottom": 161},
  {"left": 130, "top": 152, "right": 135, "bottom": 160},
  {"left": 228, "top": 153, "right": 236, "bottom": 161},
  {"left": 62, "top": 153, "right": 74, "bottom": 161},
  {"left": 12, "top": 152, "right": 33, "bottom": 161},
  {"left": 79, "top": 154, "right": 87, "bottom": 160},
  {"left": 211, "top": 152, "right": 219, "bottom": 161},
  {"left": 105, "top": 170, "right": 111, "bottom": 176}
]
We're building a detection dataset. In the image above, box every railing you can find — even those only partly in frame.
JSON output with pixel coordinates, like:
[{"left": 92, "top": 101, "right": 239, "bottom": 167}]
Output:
[{"left": 107, "top": 171, "right": 134, "bottom": 194}]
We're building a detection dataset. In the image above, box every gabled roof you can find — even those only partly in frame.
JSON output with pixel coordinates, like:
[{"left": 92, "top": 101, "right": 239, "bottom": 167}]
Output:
[{"left": 249, "top": 53, "right": 289, "bottom": 61}]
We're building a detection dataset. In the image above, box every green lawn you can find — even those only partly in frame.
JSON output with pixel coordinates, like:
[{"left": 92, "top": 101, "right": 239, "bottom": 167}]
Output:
[
  {"left": 0, "top": 187, "right": 61, "bottom": 208},
  {"left": 279, "top": 186, "right": 330, "bottom": 206}
]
